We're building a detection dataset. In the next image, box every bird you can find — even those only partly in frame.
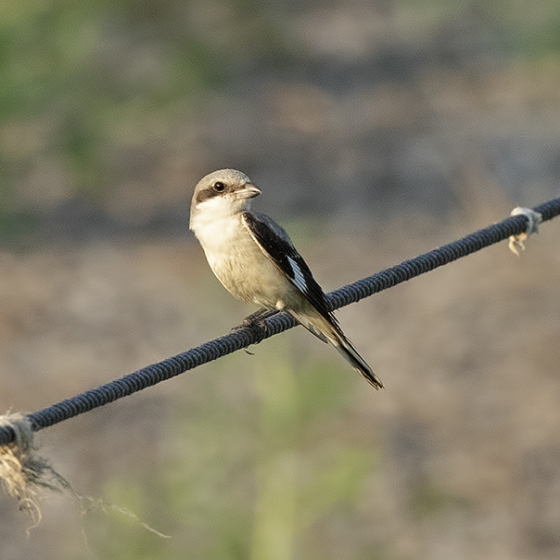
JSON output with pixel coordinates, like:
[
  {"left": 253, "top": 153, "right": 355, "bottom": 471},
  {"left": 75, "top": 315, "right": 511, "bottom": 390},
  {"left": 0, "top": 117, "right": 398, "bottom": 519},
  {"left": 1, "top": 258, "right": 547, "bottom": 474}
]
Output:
[{"left": 189, "top": 168, "right": 383, "bottom": 389}]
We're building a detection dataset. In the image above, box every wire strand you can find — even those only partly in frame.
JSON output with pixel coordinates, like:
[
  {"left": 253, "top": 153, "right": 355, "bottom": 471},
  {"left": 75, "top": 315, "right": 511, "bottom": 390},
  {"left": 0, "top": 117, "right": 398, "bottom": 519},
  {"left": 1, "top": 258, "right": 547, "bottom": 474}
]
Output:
[{"left": 1, "top": 197, "right": 559, "bottom": 445}]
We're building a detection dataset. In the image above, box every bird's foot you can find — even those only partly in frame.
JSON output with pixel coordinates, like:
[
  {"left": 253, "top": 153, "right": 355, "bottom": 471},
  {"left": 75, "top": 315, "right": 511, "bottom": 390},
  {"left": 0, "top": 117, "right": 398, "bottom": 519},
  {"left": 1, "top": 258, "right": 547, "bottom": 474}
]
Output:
[{"left": 231, "top": 309, "right": 277, "bottom": 344}]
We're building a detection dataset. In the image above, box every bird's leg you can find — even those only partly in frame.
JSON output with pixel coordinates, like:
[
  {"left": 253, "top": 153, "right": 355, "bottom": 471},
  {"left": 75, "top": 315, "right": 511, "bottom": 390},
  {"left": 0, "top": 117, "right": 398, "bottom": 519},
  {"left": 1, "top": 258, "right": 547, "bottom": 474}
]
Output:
[
  {"left": 231, "top": 309, "right": 278, "bottom": 349},
  {"left": 242, "top": 308, "right": 277, "bottom": 327}
]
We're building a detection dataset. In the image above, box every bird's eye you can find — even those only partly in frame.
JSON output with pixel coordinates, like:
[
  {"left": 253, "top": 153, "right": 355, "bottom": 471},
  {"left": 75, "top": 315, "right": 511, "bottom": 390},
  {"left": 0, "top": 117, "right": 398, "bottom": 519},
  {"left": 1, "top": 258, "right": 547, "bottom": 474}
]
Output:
[{"left": 213, "top": 181, "right": 226, "bottom": 192}]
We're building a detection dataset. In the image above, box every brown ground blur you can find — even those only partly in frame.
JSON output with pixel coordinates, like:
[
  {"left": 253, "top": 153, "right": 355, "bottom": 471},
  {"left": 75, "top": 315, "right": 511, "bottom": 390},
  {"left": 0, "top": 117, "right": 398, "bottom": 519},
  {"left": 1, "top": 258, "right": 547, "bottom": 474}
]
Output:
[{"left": 1, "top": 209, "right": 559, "bottom": 559}]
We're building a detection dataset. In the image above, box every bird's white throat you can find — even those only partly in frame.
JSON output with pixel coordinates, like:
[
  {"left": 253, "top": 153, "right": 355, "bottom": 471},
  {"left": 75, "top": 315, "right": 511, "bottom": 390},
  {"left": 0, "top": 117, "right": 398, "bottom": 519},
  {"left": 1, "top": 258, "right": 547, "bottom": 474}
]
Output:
[{"left": 190, "top": 196, "right": 246, "bottom": 256}]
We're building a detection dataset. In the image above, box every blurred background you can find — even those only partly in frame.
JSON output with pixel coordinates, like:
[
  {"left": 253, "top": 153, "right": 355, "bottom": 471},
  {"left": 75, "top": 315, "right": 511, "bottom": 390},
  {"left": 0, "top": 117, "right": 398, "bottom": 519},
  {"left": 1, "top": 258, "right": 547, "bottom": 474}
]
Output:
[{"left": 1, "top": 0, "right": 560, "bottom": 558}]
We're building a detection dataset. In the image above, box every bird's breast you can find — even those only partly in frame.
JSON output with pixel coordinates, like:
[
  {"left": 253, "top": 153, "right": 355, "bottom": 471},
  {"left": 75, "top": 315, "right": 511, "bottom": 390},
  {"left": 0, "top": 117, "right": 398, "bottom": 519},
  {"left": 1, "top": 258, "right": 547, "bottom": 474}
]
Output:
[{"left": 192, "top": 214, "right": 285, "bottom": 307}]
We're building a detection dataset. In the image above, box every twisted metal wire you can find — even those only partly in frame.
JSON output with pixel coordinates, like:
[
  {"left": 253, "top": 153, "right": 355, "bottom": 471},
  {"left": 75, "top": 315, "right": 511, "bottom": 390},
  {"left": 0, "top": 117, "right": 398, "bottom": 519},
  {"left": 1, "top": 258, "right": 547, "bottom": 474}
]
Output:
[{"left": 1, "top": 197, "right": 559, "bottom": 445}]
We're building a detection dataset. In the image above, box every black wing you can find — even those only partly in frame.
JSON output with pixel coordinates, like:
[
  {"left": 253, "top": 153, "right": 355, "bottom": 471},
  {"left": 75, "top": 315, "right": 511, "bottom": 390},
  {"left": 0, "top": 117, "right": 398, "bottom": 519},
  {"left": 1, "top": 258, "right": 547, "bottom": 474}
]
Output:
[{"left": 242, "top": 211, "right": 331, "bottom": 319}]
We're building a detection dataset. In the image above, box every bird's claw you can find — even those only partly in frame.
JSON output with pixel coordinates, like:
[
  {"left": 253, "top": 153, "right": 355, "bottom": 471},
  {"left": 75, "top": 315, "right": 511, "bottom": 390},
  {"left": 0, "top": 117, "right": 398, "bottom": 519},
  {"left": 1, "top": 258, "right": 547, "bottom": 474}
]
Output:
[{"left": 231, "top": 309, "right": 276, "bottom": 344}]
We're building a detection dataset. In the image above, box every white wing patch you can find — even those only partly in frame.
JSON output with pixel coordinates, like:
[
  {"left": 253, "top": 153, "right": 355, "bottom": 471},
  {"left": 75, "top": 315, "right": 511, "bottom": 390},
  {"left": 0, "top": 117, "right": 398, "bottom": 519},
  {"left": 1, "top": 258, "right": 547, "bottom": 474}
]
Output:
[{"left": 287, "top": 256, "right": 307, "bottom": 293}]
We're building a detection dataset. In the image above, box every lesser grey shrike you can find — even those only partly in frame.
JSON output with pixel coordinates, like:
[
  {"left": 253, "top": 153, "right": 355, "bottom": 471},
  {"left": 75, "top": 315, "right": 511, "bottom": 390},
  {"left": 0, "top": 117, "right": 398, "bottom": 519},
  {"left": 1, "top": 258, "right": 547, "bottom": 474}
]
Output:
[{"left": 189, "top": 168, "right": 383, "bottom": 389}]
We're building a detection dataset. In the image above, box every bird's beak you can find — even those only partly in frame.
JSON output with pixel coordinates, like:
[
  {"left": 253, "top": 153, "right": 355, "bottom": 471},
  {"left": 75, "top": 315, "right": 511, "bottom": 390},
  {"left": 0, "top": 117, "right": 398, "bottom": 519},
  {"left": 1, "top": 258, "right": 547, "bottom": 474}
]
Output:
[{"left": 239, "top": 183, "right": 261, "bottom": 199}]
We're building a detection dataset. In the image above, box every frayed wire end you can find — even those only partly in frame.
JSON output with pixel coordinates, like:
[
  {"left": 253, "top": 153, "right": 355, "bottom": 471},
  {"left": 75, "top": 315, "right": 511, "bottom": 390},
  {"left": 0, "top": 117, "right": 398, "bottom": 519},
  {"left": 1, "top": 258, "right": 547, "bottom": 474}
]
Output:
[{"left": 0, "top": 413, "right": 68, "bottom": 528}]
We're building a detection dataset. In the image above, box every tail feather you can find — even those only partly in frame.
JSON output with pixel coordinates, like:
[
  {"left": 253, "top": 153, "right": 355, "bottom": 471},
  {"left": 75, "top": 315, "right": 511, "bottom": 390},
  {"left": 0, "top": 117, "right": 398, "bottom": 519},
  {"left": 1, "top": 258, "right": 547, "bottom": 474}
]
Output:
[
  {"left": 288, "top": 309, "right": 384, "bottom": 390},
  {"left": 330, "top": 335, "right": 384, "bottom": 390}
]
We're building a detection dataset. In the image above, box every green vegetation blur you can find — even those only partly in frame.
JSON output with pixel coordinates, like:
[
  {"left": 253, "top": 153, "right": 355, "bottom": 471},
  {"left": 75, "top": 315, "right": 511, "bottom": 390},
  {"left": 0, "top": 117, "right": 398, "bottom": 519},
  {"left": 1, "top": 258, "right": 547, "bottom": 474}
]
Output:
[
  {"left": 83, "top": 345, "right": 378, "bottom": 560},
  {"left": 2, "top": 0, "right": 560, "bottom": 240},
  {"left": 0, "top": 0, "right": 287, "bottom": 239}
]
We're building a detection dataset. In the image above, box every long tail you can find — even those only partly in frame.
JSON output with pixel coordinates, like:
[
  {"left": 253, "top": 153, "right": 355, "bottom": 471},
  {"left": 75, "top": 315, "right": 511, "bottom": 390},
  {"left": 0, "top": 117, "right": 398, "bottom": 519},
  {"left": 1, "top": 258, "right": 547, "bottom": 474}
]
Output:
[
  {"left": 330, "top": 330, "right": 384, "bottom": 390},
  {"left": 288, "top": 309, "right": 384, "bottom": 390}
]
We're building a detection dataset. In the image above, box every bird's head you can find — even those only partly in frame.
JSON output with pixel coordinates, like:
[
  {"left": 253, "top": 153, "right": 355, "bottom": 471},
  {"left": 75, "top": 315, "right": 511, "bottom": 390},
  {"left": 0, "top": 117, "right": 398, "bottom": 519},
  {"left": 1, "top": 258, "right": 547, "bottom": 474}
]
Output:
[{"left": 190, "top": 169, "right": 261, "bottom": 227}]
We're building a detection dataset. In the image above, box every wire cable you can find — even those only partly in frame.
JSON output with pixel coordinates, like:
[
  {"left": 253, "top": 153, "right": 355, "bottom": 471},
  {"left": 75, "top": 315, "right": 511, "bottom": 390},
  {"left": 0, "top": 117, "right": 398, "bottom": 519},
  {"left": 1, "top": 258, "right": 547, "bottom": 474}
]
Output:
[{"left": 1, "top": 197, "right": 559, "bottom": 445}]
